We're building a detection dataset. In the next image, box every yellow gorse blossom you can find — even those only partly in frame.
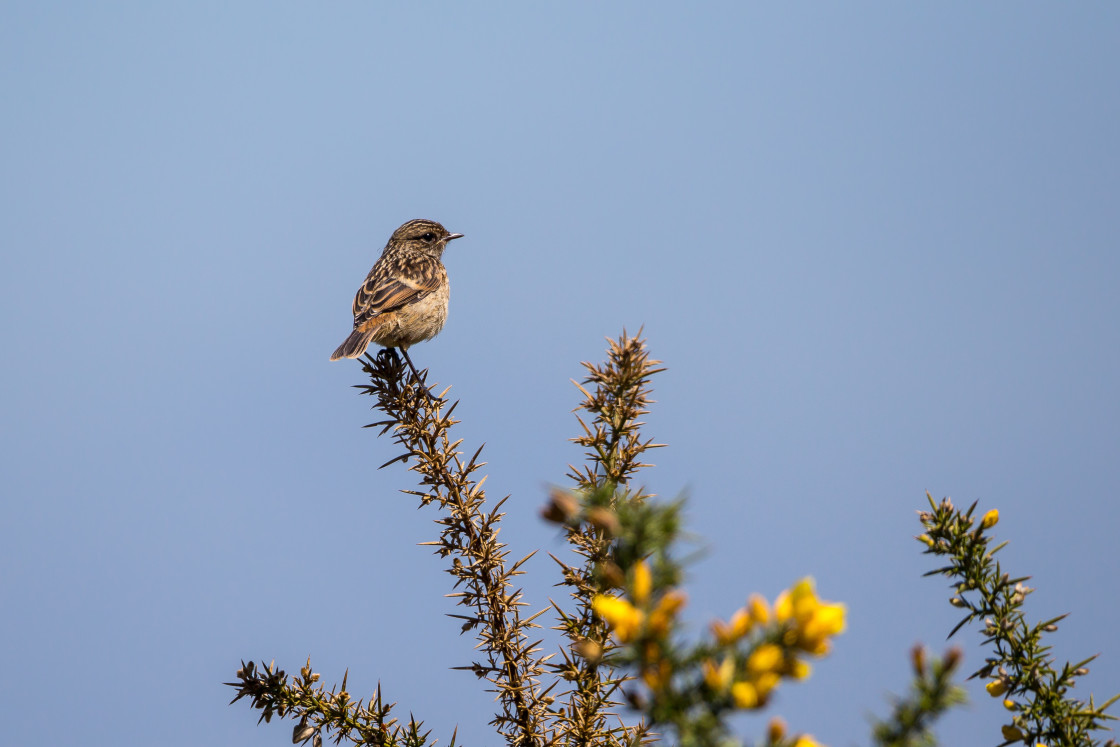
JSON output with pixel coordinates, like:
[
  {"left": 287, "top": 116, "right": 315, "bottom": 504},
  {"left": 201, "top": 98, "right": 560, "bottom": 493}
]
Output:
[
  {"left": 747, "top": 643, "right": 783, "bottom": 675},
  {"left": 730, "top": 646, "right": 783, "bottom": 710},
  {"left": 986, "top": 678, "right": 1009, "bottom": 697},
  {"left": 754, "top": 671, "right": 780, "bottom": 698},
  {"left": 748, "top": 593, "right": 770, "bottom": 625},
  {"left": 981, "top": 508, "right": 1000, "bottom": 530},
  {"left": 793, "top": 736, "right": 825, "bottom": 747},
  {"left": 788, "top": 658, "right": 811, "bottom": 680},
  {"left": 600, "top": 574, "right": 846, "bottom": 715},
  {"left": 1001, "top": 724, "right": 1024, "bottom": 742},
  {"left": 702, "top": 656, "right": 734, "bottom": 692},
  {"left": 591, "top": 594, "right": 643, "bottom": 643},
  {"left": 775, "top": 589, "right": 793, "bottom": 623},
  {"left": 648, "top": 589, "right": 687, "bottom": 637},
  {"left": 791, "top": 578, "right": 820, "bottom": 618},
  {"left": 711, "top": 607, "right": 753, "bottom": 645},
  {"left": 798, "top": 604, "right": 846, "bottom": 654},
  {"left": 632, "top": 560, "right": 652, "bottom": 605},
  {"left": 772, "top": 578, "right": 847, "bottom": 655},
  {"left": 731, "top": 671, "right": 781, "bottom": 711},
  {"left": 592, "top": 580, "right": 685, "bottom": 645},
  {"left": 721, "top": 579, "right": 847, "bottom": 713},
  {"left": 731, "top": 680, "right": 759, "bottom": 709}
]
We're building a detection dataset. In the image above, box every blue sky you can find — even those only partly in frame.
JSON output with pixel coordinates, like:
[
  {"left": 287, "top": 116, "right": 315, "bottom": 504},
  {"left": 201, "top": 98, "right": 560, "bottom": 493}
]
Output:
[{"left": 2, "top": 3, "right": 1118, "bottom": 746}]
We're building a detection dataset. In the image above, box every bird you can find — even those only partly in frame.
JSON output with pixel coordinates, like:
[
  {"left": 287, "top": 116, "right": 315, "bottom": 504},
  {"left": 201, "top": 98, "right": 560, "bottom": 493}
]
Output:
[{"left": 330, "top": 219, "right": 463, "bottom": 378}]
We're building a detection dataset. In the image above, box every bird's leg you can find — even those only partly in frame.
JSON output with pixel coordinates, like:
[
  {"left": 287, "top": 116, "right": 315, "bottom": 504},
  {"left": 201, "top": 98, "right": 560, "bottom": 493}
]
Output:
[
  {"left": 384, "top": 347, "right": 412, "bottom": 384},
  {"left": 384, "top": 346, "right": 404, "bottom": 373},
  {"left": 397, "top": 347, "right": 432, "bottom": 399}
]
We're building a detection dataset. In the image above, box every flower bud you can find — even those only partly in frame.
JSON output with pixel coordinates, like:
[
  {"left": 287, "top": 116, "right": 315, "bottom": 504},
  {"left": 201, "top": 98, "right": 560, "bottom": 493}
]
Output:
[
  {"left": 986, "top": 678, "right": 1009, "bottom": 697},
  {"left": 767, "top": 717, "right": 787, "bottom": 743},
  {"left": 541, "top": 489, "right": 581, "bottom": 524}
]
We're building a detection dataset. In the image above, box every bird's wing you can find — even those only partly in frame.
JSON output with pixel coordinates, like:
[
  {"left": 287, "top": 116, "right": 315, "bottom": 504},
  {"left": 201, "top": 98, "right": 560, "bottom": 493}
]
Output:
[{"left": 352, "top": 252, "right": 443, "bottom": 328}]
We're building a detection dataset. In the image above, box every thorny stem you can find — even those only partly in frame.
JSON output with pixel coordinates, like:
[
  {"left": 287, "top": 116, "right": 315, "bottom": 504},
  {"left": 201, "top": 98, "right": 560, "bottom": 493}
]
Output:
[
  {"left": 552, "top": 331, "right": 665, "bottom": 747},
  {"left": 229, "top": 334, "right": 666, "bottom": 747},
  {"left": 919, "top": 495, "right": 1119, "bottom": 746},
  {"left": 358, "top": 350, "right": 549, "bottom": 747}
]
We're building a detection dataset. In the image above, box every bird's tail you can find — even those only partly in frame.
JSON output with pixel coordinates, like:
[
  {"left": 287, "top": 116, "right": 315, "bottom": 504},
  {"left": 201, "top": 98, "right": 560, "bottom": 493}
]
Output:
[{"left": 330, "top": 328, "right": 375, "bottom": 361}]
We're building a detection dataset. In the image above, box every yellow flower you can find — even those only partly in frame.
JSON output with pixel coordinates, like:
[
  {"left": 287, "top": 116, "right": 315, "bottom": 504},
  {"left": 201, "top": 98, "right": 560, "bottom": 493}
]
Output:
[
  {"left": 789, "top": 578, "right": 820, "bottom": 622},
  {"left": 748, "top": 593, "right": 771, "bottom": 625},
  {"left": 788, "top": 657, "right": 812, "bottom": 680},
  {"left": 1001, "top": 724, "right": 1024, "bottom": 742},
  {"left": 986, "top": 678, "right": 1008, "bottom": 697},
  {"left": 648, "top": 590, "right": 687, "bottom": 637},
  {"left": 776, "top": 578, "right": 819, "bottom": 624},
  {"left": 799, "top": 637, "right": 832, "bottom": 656},
  {"left": 729, "top": 607, "right": 752, "bottom": 636},
  {"left": 981, "top": 508, "right": 1000, "bottom": 530},
  {"left": 632, "top": 560, "right": 652, "bottom": 605},
  {"left": 774, "top": 590, "right": 792, "bottom": 623},
  {"left": 711, "top": 607, "right": 753, "bottom": 645},
  {"left": 731, "top": 680, "right": 759, "bottom": 709},
  {"left": 1003, "top": 699, "right": 1017, "bottom": 711},
  {"left": 754, "top": 671, "right": 780, "bottom": 697},
  {"left": 592, "top": 594, "right": 643, "bottom": 643},
  {"left": 710, "top": 618, "right": 732, "bottom": 644},
  {"left": 772, "top": 579, "right": 847, "bottom": 656},
  {"left": 793, "top": 735, "right": 825, "bottom": 747},
  {"left": 798, "top": 602, "right": 847, "bottom": 650},
  {"left": 747, "top": 643, "right": 784, "bottom": 675},
  {"left": 703, "top": 656, "right": 735, "bottom": 692}
]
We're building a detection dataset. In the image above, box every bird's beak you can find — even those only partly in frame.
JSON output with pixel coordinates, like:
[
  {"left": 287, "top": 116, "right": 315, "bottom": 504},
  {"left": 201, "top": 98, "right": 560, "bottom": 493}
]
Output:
[{"left": 445, "top": 233, "right": 464, "bottom": 242}]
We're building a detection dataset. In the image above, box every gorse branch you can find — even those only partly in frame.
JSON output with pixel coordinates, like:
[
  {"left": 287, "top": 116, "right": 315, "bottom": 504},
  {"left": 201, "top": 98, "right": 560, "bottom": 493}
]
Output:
[
  {"left": 870, "top": 646, "right": 967, "bottom": 747},
  {"left": 227, "top": 345, "right": 554, "bottom": 747},
  {"left": 549, "top": 331, "right": 665, "bottom": 747},
  {"left": 226, "top": 658, "right": 429, "bottom": 747},
  {"left": 356, "top": 350, "right": 550, "bottom": 747},
  {"left": 919, "top": 495, "right": 1119, "bottom": 746},
  {"left": 568, "top": 330, "right": 667, "bottom": 490}
]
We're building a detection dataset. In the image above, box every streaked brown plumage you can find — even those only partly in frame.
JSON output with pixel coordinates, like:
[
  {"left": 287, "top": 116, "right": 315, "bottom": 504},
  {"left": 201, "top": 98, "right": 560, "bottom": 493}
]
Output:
[{"left": 330, "top": 219, "right": 463, "bottom": 362}]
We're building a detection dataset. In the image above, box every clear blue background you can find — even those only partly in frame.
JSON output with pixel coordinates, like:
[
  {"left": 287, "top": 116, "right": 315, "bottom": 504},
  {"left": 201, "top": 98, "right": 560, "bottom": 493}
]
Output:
[{"left": 3, "top": 3, "right": 1118, "bottom": 746}]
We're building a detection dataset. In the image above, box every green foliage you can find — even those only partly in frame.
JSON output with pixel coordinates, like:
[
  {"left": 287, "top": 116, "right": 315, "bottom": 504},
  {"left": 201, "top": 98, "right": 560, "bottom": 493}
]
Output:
[
  {"left": 870, "top": 646, "right": 967, "bottom": 747},
  {"left": 919, "top": 495, "right": 1118, "bottom": 746}
]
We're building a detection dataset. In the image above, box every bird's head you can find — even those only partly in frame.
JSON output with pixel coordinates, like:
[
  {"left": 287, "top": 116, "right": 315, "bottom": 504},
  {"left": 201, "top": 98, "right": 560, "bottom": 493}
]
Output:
[{"left": 388, "top": 219, "right": 464, "bottom": 258}]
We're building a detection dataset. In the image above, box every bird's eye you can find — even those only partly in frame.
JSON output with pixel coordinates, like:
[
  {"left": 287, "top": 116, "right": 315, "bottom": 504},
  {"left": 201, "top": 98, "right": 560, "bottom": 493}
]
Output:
[{"left": 421, "top": 232, "right": 436, "bottom": 241}]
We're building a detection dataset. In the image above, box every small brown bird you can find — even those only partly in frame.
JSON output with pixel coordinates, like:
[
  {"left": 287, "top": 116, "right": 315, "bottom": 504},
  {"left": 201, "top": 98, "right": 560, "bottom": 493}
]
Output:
[{"left": 330, "top": 219, "right": 463, "bottom": 369}]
